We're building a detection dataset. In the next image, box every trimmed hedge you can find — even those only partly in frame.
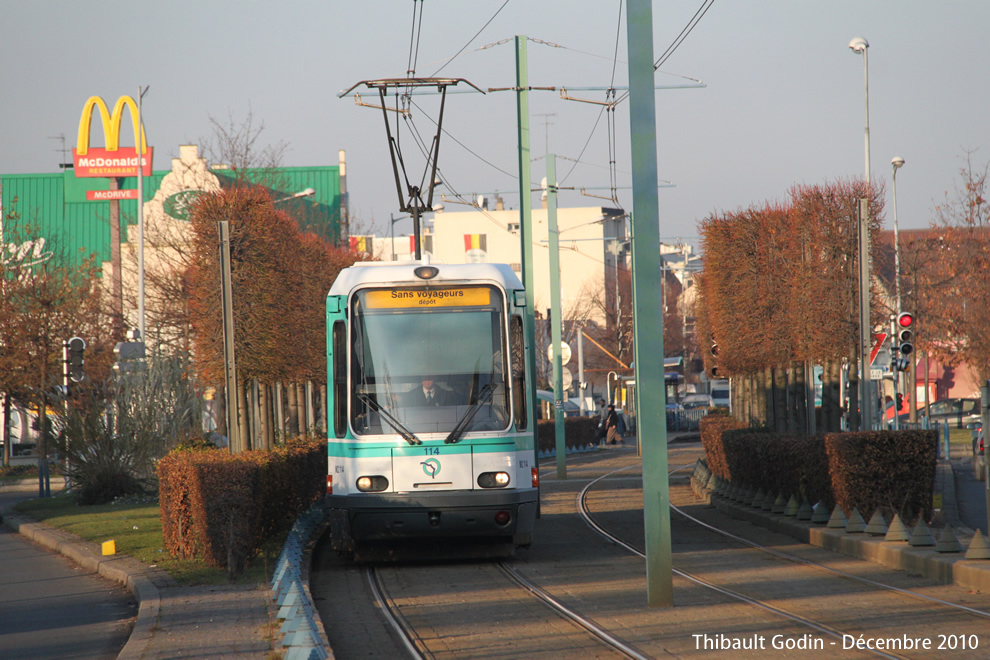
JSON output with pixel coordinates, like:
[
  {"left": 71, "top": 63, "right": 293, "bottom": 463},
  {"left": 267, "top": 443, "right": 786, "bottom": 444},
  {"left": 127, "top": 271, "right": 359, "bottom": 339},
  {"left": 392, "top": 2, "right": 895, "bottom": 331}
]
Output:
[
  {"left": 719, "top": 429, "right": 832, "bottom": 507},
  {"left": 699, "top": 414, "right": 746, "bottom": 479},
  {"left": 537, "top": 417, "right": 599, "bottom": 452},
  {"left": 158, "top": 438, "right": 326, "bottom": 576},
  {"left": 825, "top": 430, "right": 937, "bottom": 522},
  {"left": 700, "top": 421, "right": 937, "bottom": 521}
]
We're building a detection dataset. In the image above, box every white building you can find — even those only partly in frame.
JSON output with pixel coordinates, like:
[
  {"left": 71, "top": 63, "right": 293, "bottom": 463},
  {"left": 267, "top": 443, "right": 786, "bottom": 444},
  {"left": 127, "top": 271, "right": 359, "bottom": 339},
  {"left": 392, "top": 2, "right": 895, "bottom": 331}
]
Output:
[{"left": 362, "top": 202, "right": 629, "bottom": 326}]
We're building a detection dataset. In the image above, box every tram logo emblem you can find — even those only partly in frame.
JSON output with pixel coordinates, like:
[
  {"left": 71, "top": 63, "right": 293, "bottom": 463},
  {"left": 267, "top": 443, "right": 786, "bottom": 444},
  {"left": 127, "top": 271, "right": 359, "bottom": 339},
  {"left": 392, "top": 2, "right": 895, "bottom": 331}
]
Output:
[{"left": 420, "top": 458, "right": 441, "bottom": 479}]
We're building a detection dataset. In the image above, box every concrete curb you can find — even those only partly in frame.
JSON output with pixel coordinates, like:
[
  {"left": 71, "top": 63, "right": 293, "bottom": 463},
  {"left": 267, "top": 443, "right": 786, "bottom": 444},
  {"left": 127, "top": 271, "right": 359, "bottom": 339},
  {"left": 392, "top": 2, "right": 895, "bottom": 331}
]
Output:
[
  {"left": 0, "top": 509, "right": 165, "bottom": 660},
  {"left": 692, "top": 461, "right": 990, "bottom": 593}
]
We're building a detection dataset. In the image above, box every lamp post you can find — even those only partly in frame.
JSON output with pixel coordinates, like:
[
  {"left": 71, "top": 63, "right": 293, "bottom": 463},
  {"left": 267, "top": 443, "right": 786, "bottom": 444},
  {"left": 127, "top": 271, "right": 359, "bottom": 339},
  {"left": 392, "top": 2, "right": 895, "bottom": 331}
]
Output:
[
  {"left": 274, "top": 188, "right": 315, "bottom": 204},
  {"left": 136, "top": 85, "right": 149, "bottom": 345},
  {"left": 607, "top": 370, "right": 618, "bottom": 405},
  {"left": 891, "top": 157, "right": 905, "bottom": 310},
  {"left": 390, "top": 213, "right": 410, "bottom": 261},
  {"left": 850, "top": 36, "right": 874, "bottom": 431},
  {"left": 891, "top": 156, "right": 906, "bottom": 429}
]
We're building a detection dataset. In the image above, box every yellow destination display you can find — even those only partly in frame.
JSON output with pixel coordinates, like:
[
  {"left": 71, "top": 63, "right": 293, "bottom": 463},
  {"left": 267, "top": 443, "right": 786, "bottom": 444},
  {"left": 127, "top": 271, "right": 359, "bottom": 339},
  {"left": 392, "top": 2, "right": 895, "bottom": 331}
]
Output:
[{"left": 365, "top": 287, "right": 491, "bottom": 309}]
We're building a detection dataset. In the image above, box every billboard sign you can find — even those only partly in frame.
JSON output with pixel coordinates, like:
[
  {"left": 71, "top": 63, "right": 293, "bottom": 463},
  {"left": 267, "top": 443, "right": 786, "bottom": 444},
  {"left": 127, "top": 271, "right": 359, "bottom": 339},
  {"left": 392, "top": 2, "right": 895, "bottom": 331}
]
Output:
[
  {"left": 86, "top": 189, "right": 139, "bottom": 201},
  {"left": 72, "top": 96, "right": 153, "bottom": 177}
]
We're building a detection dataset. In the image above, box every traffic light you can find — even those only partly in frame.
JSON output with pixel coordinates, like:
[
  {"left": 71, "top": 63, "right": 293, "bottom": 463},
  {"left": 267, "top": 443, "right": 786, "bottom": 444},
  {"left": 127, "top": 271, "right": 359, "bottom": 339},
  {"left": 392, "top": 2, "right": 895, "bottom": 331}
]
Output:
[
  {"left": 896, "top": 392, "right": 904, "bottom": 412},
  {"left": 66, "top": 336, "right": 86, "bottom": 383},
  {"left": 894, "top": 312, "right": 914, "bottom": 371}
]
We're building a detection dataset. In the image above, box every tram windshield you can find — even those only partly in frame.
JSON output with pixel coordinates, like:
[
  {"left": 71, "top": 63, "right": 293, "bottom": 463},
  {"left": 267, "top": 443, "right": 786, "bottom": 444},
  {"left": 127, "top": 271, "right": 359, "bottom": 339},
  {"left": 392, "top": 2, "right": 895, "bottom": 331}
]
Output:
[{"left": 350, "top": 285, "right": 510, "bottom": 437}]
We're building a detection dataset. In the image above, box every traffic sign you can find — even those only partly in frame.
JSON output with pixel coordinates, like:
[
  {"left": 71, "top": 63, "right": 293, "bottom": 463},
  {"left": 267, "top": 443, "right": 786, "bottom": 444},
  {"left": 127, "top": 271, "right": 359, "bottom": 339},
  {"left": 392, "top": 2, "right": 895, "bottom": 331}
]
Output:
[
  {"left": 870, "top": 332, "right": 887, "bottom": 365},
  {"left": 547, "top": 341, "right": 572, "bottom": 365}
]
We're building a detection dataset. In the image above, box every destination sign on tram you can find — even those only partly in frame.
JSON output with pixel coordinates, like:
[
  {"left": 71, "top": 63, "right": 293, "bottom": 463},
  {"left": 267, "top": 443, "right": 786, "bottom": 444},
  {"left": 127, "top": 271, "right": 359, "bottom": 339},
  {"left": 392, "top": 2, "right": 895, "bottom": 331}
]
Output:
[{"left": 364, "top": 287, "right": 491, "bottom": 309}]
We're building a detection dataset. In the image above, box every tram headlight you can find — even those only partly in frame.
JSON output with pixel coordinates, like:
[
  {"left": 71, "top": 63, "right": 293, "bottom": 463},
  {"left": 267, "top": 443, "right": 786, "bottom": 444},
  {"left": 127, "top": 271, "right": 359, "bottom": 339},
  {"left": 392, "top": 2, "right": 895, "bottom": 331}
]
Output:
[
  {"left": 477, "top": 471, "right": 510, "bottom": 488},
  {"left": 356, "top": 475, "right": 389, "bottom": 492}
]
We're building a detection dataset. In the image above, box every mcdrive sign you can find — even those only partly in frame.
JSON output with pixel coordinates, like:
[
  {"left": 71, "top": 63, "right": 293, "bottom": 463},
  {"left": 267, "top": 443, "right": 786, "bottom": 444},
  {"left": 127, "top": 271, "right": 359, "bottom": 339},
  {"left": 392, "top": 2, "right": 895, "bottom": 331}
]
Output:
[{"left": 72, "top": 96, "right": 153, "bottom": 177}]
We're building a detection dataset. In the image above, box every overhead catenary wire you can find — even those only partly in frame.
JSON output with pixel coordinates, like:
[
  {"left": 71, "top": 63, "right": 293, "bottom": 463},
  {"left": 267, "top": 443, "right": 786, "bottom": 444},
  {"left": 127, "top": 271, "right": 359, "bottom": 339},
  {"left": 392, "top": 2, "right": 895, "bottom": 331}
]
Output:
[
  {"left": 654, "top": 0, "right": 715, "bottom": 70},
  {"left": 430, "top": 0, "right": 512, "bottom": 77}
]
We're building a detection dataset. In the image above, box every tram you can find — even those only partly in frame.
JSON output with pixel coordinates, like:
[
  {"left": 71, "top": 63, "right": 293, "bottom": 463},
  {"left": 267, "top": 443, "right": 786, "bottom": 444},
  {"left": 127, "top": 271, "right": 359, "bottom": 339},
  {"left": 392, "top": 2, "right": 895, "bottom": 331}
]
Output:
[{"left": 324, "top": 261, "right": 539, "bottom": 555}]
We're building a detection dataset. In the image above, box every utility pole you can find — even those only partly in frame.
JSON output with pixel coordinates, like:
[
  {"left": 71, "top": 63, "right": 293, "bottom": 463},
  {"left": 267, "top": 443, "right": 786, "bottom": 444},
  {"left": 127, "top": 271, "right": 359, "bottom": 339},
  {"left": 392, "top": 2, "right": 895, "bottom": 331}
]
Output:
[
  {"left": 547, "top": 154, "right": 566, "bottom": 480},
  {"left": 516, "top": 35, "right": 541, "bottom": 506},
  {"left": 627, "top": 0, "right": 673, "bottom": 607}
]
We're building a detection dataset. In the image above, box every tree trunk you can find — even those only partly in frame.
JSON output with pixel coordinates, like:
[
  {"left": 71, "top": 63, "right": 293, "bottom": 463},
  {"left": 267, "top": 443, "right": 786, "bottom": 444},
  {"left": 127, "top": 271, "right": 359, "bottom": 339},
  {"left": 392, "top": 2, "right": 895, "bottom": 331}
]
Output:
[
  {"left": 296, "top": 383, "right": 307, "bottom": 436},
  {"left": 259, "top": 383, "right": 270, "bottom": 450},
  {"left": 287, "top": 383, "right": 299, "bottom": 437},
  {"left": 2, "top": 393, "right": 10, "bottom": 467},
  {"left": 237, "top": 377, "right": 250, "bottom": 451}
]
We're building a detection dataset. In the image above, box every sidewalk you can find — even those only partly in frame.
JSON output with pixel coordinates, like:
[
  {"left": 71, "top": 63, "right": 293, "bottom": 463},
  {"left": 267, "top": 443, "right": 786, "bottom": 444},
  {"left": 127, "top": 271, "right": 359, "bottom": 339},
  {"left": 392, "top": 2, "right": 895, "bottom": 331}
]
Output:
[{"left": 0, "top": 480, "right": 280, "bottom": 660}]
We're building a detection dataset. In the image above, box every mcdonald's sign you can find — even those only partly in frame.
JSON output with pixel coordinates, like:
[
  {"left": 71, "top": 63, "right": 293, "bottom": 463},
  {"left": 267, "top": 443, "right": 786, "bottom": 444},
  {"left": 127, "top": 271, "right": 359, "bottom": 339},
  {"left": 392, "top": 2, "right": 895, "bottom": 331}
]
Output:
[{"left": 72, "top": 96, "right": 153, "bottom": 178}]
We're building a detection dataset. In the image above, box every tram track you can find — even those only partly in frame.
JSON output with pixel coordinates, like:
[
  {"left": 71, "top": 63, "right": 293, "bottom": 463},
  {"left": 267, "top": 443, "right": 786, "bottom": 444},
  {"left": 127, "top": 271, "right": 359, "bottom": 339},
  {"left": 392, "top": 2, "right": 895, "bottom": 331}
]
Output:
[
  {"left": 578, "top": 454, "right": 990, "bottom": 659},
  {"left": 366, "top": 559, "right": 648, "bottom": 659}
]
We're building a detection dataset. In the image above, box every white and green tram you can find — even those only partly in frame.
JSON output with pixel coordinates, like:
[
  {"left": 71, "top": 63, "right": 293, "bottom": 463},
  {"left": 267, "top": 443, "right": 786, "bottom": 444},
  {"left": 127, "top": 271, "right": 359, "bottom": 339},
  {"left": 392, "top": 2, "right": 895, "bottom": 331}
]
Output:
[{"left": 325, "top": 262, "right": 538, "bottom": 555}]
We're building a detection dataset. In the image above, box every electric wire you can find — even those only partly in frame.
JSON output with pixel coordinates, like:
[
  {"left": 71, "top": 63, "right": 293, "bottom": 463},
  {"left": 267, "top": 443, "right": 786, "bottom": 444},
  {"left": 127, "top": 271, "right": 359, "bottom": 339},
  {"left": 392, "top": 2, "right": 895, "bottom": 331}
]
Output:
[
  {"left": 654, "top": 0, "right": 715, "bottom": 70},
  {"left": 430, "top": 0, "right": 512, "bottom": 77}
]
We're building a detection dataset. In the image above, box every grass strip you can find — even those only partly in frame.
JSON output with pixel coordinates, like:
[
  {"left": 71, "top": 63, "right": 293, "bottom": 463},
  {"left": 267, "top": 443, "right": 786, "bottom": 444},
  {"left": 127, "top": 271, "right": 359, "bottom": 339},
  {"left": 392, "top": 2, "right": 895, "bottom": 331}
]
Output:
[{"left": 14, "top": 493, "right": 274, "bottom": 586}]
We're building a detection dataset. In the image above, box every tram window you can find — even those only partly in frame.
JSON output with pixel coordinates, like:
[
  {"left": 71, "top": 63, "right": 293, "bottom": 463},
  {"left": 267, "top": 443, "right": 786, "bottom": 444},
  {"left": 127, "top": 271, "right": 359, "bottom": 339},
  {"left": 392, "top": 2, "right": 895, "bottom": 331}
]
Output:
[
  {"left": 349, "top": 286, "right": 510, "bottom": 436},
  {"left": 332, "top": 321, "right": 347, "bottom": 438},
  {"left": 510, "top": 315, "right": 527, "bottom": 430}
]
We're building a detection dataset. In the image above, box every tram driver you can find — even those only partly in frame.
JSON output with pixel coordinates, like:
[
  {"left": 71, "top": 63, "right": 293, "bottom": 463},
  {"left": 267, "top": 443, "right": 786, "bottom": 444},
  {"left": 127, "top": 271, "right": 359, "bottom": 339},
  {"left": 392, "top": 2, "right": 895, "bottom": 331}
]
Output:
[{"left": 404, "top": 376, "right": 457, "bottom": 407}]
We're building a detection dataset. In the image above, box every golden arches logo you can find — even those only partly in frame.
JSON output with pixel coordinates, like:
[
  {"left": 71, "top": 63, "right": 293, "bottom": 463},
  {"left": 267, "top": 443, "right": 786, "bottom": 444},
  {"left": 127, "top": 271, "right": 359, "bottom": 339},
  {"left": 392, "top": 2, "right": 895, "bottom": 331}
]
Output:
[{"left": 76, "top": 96, "right": 148, "bottom": 156}]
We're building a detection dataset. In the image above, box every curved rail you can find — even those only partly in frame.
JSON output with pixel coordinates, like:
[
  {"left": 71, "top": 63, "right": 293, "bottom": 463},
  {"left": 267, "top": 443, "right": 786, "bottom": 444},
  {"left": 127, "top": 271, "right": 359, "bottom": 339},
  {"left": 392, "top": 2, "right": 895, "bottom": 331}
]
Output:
[
  {"left": 578, "top": 463, "right": 941, "bottom": 660},
  {"left": 367, "top": 567, "right": 428, "bottom": 660}
]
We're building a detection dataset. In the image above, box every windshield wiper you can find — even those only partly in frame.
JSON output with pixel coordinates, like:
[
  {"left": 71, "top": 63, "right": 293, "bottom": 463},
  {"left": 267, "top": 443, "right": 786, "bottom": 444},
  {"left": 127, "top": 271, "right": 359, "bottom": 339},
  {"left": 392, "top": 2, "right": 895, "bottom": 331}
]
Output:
[
  {"left": 445, "top": 382, "right": 495, "bottom": 444},
  {"left": 357, "top": 393, "right": 421, "bottom": 445}
]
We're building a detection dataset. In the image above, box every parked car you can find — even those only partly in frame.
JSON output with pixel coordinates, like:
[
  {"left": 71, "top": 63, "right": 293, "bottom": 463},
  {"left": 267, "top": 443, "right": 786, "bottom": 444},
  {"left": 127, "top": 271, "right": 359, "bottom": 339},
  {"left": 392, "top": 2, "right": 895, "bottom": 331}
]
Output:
[
  {"left": 896, "top": 397, "right": 981, "bottom": 429},
  {"left": 710, "top": 380, "right": 731, "bottom": 409},
  {"left": 681, "top": 393, "right": 713, "bottom": 410}
]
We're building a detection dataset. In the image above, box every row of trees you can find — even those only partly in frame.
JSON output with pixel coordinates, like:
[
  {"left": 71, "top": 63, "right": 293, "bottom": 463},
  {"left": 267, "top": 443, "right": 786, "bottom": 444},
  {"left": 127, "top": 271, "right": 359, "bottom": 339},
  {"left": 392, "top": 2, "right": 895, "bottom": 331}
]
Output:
[
  {"left": 186, "top": 185, "right": 360, "bottom": 450},
  {"left": 698, "top": 154, "right": 990, "bottom": 432}
]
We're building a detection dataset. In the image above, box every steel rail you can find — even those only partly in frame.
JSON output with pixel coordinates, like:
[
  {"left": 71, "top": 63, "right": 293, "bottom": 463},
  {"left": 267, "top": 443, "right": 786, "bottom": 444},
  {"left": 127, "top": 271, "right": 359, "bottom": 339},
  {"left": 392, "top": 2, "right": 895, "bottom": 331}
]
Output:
[{"left": 578, "top": 463, "right": 907, "bottom": 660}]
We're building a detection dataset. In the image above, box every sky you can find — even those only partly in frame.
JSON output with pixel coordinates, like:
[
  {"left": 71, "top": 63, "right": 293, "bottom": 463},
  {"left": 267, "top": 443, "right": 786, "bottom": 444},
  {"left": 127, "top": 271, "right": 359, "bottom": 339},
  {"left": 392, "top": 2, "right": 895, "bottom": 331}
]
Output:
[{"left": 2, "top": 1, "right": 988, "bottom": 249}]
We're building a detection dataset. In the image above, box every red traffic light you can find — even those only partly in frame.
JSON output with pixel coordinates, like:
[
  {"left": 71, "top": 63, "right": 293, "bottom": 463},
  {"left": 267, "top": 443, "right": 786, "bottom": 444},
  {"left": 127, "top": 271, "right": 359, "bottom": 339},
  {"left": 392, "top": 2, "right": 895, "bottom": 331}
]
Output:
[{"left": 896, "top": 312, "right": 914, "bottom": 328}]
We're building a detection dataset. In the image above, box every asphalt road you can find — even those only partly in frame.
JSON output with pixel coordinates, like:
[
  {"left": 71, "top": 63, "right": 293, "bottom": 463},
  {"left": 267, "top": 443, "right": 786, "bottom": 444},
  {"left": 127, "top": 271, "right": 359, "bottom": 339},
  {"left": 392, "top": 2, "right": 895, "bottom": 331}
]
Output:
[{"left": 0, "top": 491, "right": 137, "bottom": 660}]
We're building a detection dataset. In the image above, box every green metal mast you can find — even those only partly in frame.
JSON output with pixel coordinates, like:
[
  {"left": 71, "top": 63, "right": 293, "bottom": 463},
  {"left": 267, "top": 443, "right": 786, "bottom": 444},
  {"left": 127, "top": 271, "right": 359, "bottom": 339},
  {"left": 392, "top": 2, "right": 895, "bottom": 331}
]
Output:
[
  {"left": 547, "top": 154, "right": 566, "bottom": 479},
  {"left": 515, "top": 36, "right": 542, "bottom": 501},
  {"left": 626, "top": 0, "right": 673, "bottom": 607}
]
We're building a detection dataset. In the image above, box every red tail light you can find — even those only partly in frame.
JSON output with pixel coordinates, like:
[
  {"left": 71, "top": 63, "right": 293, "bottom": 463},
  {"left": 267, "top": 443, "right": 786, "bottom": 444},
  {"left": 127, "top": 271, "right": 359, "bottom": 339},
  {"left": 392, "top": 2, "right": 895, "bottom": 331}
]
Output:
[
  {"left": 326, "top": 475, "right": 333, "bottom": 494},
  {"left": 531, "top": 467, "right": 539, "bottom": 488}
]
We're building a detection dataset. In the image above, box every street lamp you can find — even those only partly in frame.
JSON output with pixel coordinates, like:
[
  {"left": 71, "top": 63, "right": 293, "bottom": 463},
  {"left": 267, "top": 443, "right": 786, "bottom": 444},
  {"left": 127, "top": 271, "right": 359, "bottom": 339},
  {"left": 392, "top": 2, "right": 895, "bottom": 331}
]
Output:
[
  {"left": 849, "top": 37, "right": 871, "bottom": 184},
  {"left": 891, "top": 157, "right": 905, "bottom": 310},
  {"left": 274, "top": 188, "right": 315, "bottom": 204},
  {"left": 891, "top": 156, "right": 906, "bottom": 429},
  {"left": 607, "top": 370, "right": 618, "bottom": 405},
  {"left": 850, "top": 35, "right": 874, "bottom": 431},
  {"left": 390, "top": 213, "right": 410, "bottom": 261}
]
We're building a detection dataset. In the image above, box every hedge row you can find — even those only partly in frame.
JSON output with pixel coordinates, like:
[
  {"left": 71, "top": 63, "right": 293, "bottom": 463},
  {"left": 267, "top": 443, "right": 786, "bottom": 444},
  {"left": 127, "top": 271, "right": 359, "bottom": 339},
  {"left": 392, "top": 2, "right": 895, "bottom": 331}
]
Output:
[
  {"left": 826, "top": 430, "right": 937, "bottom": 522},
  {"left": 698, "top": 414, "right": 746, "bottom": 478},
  {"left": 537, "top": 417, "right": 599, "bottom": 452},
  {"left": 699, "top": 418, "right": 937, "bottom": 520},
  {"left": 158, "top": 438, "right": 326, "bottom": 576}
]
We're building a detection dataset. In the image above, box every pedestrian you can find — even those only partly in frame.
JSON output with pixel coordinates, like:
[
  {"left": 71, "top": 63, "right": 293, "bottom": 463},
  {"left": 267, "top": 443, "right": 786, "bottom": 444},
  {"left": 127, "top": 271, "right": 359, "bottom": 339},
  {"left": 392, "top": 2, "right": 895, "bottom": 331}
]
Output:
[
  {"left": 605, "top": 404, "right": 624, "bottom": 445},
  {"left": 596, "top": 398, "right": 608, "bottom": 446}
]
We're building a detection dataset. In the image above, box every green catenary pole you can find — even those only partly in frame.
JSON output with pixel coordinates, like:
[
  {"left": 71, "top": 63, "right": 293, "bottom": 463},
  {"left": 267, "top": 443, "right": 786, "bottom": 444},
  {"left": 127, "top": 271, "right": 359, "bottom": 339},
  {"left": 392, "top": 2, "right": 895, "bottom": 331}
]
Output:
[
  {"left": 626, "top": 0, "right": 673, "bottom": 607},
  {"left": 516, "top": 36, "right": 542, "bottom": 506},
  {"left": 547, "top": 155, "right": 566, "bottom": 479}
]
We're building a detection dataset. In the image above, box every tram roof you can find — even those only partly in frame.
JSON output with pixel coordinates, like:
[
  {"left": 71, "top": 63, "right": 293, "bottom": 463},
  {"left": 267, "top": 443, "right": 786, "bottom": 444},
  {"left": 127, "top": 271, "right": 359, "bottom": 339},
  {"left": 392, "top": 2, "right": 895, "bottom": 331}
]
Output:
[{"left": 329, "top": 261, "right": 523, "bottom": 296}]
